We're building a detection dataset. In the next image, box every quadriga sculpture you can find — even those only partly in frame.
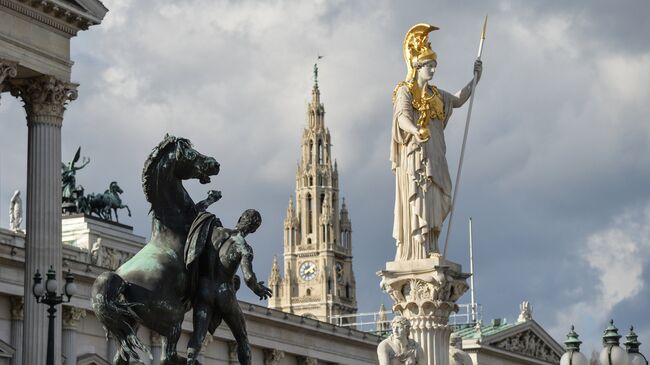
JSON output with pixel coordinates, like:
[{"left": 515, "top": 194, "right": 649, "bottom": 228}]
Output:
[{"left": 91, "top": 135, "right": 220, "bottom": 365}]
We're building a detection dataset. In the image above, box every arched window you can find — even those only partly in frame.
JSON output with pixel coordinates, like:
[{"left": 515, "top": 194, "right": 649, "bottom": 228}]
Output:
[
  {"left": 309, "top": 140, "right": 313, "bottom": 164},
  {"left": 306, "top": 288, "right": 312, "bottom": 296},
  {"left": 345, "top": 283, "right": 350, "bottom": 298},
  {"left": 318, "top": 140, "right": 323, "bottom": 164},
  {"left": 307, "top": 194, "right": 312, "bottom": 234}
]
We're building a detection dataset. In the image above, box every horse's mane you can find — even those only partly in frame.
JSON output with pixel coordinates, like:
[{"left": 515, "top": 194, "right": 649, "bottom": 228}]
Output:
[{"left": 141, "top": 134, "right": 192, "bottom": 204}]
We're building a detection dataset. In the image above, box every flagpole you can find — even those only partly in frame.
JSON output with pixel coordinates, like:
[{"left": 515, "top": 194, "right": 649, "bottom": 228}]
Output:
[{"left": 443, "top": 15, "right": 487, "bottom": 259}]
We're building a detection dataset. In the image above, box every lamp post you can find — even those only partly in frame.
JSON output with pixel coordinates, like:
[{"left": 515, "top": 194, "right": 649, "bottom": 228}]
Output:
[
  {"left": 563, "top": 321, "right": 647, "bottom": 365},
  {"left": 560, "top": 326, "right": 588, "bottom": 365},
  {"left": 626, "top": 326, "right": 649, "bottom": 365},
  {"left": 32, "top": 266, "right": 77, "bottom": 365},
  {"left": 600, "top": 320, "right": 629, "bottom": 365}
]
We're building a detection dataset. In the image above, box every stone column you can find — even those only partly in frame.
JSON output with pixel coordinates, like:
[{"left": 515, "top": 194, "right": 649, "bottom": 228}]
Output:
[
  {"left": 9, "top": 296, "right": 23, "bottom": 365},
  {"left": 378, "top": 257, "right": 469, "bottom": 365},
  {"left": 62, "top": 306, "right": 86, "bottom": 365},
  {"left": 151, "top": 332, "right": 162, "bottom": 365},
  {"left": 10, "top": 75, "right": 78, "bottom": 365}
]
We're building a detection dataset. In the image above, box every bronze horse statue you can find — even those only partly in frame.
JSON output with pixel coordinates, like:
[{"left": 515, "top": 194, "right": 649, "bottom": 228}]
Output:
[
  {"left": 86, "top": 181, "right": 132, "bottom": 222},
  {"left": 91, "top": 135, "right": 220, "bottom": 365}
]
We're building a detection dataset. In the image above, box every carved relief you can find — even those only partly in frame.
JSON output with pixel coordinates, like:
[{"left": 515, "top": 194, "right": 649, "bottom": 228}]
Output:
[
  {"left": 0, "top": 59, "right": 18, "bottom": 86},
  {"left": 89, "top": 239, "right": 134, "bottom": 270},
  {"left": 263, "top": 349, "right": 285, "bottom": 365},
  {"left": 227, "top": 341, "right": 238, "bottom": 361},
  {"left": 491, "top": 330, "right": 560, "bottom": 363}
]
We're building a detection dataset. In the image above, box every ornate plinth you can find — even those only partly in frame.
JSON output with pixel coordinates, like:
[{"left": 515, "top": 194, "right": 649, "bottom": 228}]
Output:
[{"left": 378, "top": 257, "right": 470, "bottom": 365}]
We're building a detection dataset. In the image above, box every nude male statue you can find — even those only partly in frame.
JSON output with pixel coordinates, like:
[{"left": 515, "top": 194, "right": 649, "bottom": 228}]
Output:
[{"left": 185, "top": 209, "right": 272, "bottom": 365}]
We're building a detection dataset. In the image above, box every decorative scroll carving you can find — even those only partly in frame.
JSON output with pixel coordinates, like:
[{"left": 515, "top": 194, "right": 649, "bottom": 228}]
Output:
[
  {"left": 263, "top": 349, "right": 285, "bottom": 365},
  {"left": 491, "top": 330, "right": 560, "bottom": 363},
  {"left": 10, "top": 296, "right": 24, "bottom": 320},
  {"left": 62, "top": 306, "right": 86, "bottom": 329},
  {"left": 0, "top": 59, "right": 18, "bottom": 87},
  {"left": 10, "top": 75, "right": 78, "bottom": 123}
]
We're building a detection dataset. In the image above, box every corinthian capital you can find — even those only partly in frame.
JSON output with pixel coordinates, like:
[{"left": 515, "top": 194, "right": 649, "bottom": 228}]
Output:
[
  {"left": 62, "top": 306, "right": 86, "bottom": 329},
  {"left": 10, "top": 296, "right": 24, "bottom": 320},
  {"left": 10, "top": 75, "right": 78, "bottom": 124}
]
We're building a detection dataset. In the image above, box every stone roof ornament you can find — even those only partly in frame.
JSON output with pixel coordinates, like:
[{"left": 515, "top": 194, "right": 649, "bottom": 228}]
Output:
[{"left": 518, "top": 301, "right": 533, "bottom": 322}]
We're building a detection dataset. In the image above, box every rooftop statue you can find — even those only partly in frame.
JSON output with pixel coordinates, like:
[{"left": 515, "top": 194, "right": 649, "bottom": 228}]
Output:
[
  {"left": 91, "top": 135, "right": 221, "bottom": 365},
  {"left": 61, "top": 146, "right": 89, "bottom": 214},
  {"left": 61, "top": 147, "right": 131, "bottom": 222},
  {"left": 391, "top": 24, "right": 482, "bottom": 260},
  {"left": 9, "top": 190, "right": 23, "bottom": 232}
]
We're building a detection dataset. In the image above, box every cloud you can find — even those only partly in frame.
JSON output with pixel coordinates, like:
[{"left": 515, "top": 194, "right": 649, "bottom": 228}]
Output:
[{"left": 551, "top": 202, "right": 650, "bottom": 349}]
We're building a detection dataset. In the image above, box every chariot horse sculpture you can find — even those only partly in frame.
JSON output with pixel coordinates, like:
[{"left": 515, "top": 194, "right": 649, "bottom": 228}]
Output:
[{"left": 91, "top": 135, "right": 220, "bottom": 365}]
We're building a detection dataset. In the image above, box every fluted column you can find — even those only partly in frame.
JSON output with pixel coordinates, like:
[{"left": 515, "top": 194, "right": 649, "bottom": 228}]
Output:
[
  {"left": 62, "top": 306, "right": 86, "bottom": 365},
  {"left": 10, "top": 75, "right": 78, "bottom": 365},
  {"left": 9, "top": 296, "right": 23, "bottom": 365},
  {"left": 151, "top": 333, "right": 162, "bottom": 365}
]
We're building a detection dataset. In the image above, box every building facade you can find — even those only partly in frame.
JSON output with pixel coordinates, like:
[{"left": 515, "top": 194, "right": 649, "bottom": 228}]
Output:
[
  {"left": 0, "top": 216, "right": 381, "bottom": 365},
  {"left": 268, "top": 67, "right": 357, "bottom": 323}
]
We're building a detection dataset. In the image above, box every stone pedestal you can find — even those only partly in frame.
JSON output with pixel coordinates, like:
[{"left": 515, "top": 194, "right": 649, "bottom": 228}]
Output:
[
  {"left": 62, "top": 214, "right": 145, "bottom": 270},
  {"left": 378, "top": 257, "right": 470, "bottom": 365}
]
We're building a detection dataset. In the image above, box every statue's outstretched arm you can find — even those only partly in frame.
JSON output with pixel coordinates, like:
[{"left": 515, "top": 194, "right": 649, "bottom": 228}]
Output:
[
  {"left": 452, "top": 60, "right": 483, "bottom": 108},
  {"left": 240, "top": 247, "right": 272, "bottom": 300},
  {"left": 196, "top": 190, "right": 222, "bottom": 212}
]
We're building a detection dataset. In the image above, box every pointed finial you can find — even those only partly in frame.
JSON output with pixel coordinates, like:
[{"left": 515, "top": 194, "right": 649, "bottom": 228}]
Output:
[
  {"left": 481, "top": 15, "right": 488, "bottom": 40},
  {"left": 625, "top": 325, "right": 641, "bottom": 353},
  {"left": 565, "top": 325, "right": 583, "bottom": 351},
  {"left": 603, "top": 319, "right": 622, "bottom": 345},
  {"left": 313, "top": 63, "right": 318, "bottom": 86}
]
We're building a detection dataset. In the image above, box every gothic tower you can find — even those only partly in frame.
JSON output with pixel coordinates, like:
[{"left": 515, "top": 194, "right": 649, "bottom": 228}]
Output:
[{"left": 268, "top": 64, "right": 357, "bottom": 323}]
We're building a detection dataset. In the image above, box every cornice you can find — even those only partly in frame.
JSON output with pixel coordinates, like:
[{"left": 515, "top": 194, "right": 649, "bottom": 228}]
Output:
[{"left": 1, "top": 0, "right": 103, "bottom": 36}]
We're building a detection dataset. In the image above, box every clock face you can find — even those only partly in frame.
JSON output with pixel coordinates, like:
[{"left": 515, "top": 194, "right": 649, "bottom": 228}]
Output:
[
  {"left": 299, "top": 261, "right": 317, "bottom": 281},
  {"left": 335, "top": 262, "right": 344, "bottom": 283}
]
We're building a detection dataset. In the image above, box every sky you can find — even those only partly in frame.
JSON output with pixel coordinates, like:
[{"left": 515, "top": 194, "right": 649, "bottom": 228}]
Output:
[{"left": 1, "top": 0, "right": 649, "bottom": 354}]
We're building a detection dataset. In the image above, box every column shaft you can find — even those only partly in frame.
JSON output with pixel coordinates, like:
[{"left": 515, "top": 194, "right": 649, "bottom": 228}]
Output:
[
  {"left": 10, "top": 75, "right": 77, "bottom": 365},
  {"left": 62, "top": 328, "right": 75, "bottom": 365}
]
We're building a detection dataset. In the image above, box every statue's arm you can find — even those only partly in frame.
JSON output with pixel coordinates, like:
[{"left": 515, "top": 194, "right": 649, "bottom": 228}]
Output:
[
  {"left": 451, "top": 60, "right": 483, "bottom": 108},
  {"left": 395, "top": 87, "right": 419, "bottom": 136},
  {"left": 377, "top": 341, "right": 391, "bottom": 365},
  {"left": 240, "top": 245, "right": 272, "bottom": 299}
]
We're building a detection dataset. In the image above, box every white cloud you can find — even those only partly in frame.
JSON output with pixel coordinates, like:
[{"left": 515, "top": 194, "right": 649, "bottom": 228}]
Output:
[{"left": 551, "top": 202, "right": 650, "bottom": 347}]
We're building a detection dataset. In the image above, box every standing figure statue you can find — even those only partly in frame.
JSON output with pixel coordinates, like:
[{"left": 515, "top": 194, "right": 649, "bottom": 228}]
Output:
[
  {"left": 377, "top": 316, "right": 424, "bottom": 365},
  {"left": 391, "top": 24, "right": 482, "bottom": 260},
  {"left": 9, "top": 190, "right": 23, "bottom": 232},
  {"left": 62, "top": 146, "right": 90, "bottom": 214},
  {"left": 184, "top": 209, "right": 272, "bottom": 365}
]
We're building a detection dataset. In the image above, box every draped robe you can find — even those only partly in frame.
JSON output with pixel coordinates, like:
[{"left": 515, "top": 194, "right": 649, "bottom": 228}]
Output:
[{"left": 391, "top": 83, "right": 454, "bottom": 261}]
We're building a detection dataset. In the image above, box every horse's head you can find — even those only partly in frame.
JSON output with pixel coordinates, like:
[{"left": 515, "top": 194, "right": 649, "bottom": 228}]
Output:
[
  {"left": 109, "top": 181, "right": 123, "bottom": 194},
  {"left": 172, "top": 138, "right": 220, "bottom": 184}
]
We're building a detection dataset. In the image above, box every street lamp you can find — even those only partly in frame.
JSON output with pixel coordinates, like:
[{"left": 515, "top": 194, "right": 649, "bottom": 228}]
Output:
[
  {"left": 32, "top": 266, "right": 77, "bottom": 365},
  {"left": 625, "top": 326, "right": 649, "bottom": 365},
  {"left": 600, "top": 320, "right": 629, "bottom": 365},
  {"left": 560, "top": 325, "right": 588, "bottom": 365}
]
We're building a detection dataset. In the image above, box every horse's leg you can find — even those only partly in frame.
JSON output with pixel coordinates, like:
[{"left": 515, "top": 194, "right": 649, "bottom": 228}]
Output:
[
  {"left": 161, "top": 322, "right": 186, "bottom": 365},
  {"left": 124, "top": 204, "right": 132, "bottom": 217},
  {"left": 114, "top": 208, "right": 119, "bottom": 223}
]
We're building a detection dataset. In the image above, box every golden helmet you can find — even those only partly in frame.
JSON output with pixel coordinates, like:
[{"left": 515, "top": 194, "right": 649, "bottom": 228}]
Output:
[{"left": 403, "top": 23, "right": 439, "bottom": 81}]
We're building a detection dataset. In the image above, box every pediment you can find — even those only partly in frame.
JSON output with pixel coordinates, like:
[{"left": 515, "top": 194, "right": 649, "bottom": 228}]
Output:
[
  {"left": 485, "top": 322, "right": 562, "bottom": 363},
  {"left": 77, "top": 353, "right": 111, "bottom": 365}
]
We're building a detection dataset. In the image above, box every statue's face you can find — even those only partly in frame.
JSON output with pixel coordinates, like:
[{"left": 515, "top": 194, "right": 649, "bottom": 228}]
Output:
[
  {"left": 393, "top": 323, "right": 408, "bottom": 340},
  {"left": 417, "top": 60, "right": 437, "bottom": 83}
]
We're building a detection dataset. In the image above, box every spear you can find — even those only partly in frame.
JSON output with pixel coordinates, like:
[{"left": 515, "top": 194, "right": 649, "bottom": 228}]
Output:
[{"left": 443, "top": 15, "right": 488, "bottom": 259}]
